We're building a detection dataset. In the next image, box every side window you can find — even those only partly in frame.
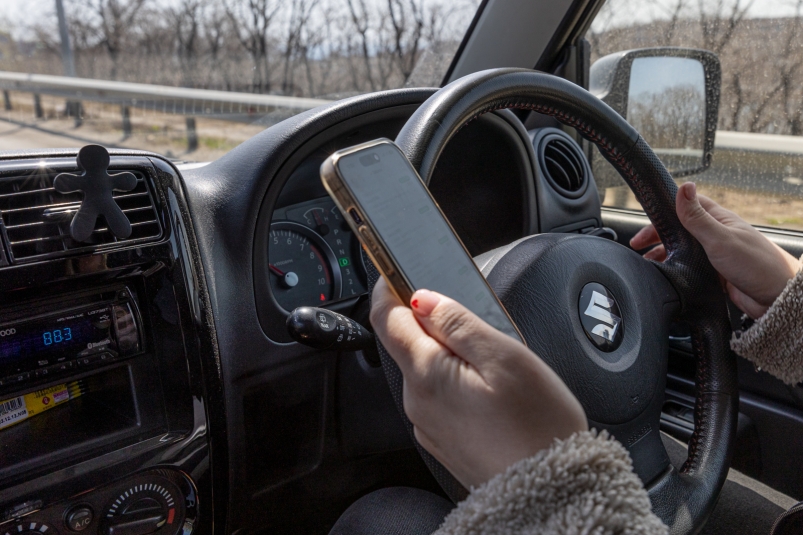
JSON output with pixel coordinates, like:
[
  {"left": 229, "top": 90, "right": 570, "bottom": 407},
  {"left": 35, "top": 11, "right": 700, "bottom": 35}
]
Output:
[{"left": 588, "top": 0, "right": 803, "bottom": 231}]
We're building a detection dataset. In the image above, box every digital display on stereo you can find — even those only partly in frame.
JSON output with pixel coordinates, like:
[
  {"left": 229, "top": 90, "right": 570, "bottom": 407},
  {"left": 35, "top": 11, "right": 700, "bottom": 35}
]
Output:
[
  {"left": 0, "top": 302, "right": 140, "bottom": 380},
  {"left": 0, "top": 314, "right": 107, "bottom": 366}
]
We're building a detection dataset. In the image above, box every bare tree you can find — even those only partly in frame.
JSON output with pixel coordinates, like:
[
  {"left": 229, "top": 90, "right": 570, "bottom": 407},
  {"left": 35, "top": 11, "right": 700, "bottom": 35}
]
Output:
[
  {"left": 297, "top": 3, "right": 335, "bottom": 96},
  {"left": 3, "top": 0, "right": 476, "bottom": 100},
  {"left": 171, "top": 0, "right": 203, "bottom": 86},
  {"left": 629, "top": 84, "right": 705, "bottom": 148},
  {"left": 697, "top": 0, "right": 754, "bottom": 54},
  {"left": 586, "top": 0, "right": 621, "bottom": 56},
  {"left": 421, "top": 2, "right": 456, "bottom": 53},
  {"left": 345, "top": 0, "right": 380, "bottom": 91},
  {"left": 387, "top": 0, "right": 425, "bottom": 82},
  {"left": 775, "top": 0, "right": 803, "bottom": 135},
  {"left": 723, "top": 0, "right": 803, "bottom": 133},
  {"left": 728, "top": 72, "right": 744, "bottom": 129},
  {"left": 658, "top": 0, "right": 688, "bottom": 45},
  {"left": 280, "top": 0, "right": 320, "bottom": 95},
  {"left": 225, "top": 0, "right": 280, "bottom": 93},
  {"left": 201, "top": 3, "right": 224, "bottom": 87},
  {"left": 78, "top": 0, "right": 148, "bottom": 79},
  {"left": 744, "top": 79, "right": 782, "bottom": 132}
]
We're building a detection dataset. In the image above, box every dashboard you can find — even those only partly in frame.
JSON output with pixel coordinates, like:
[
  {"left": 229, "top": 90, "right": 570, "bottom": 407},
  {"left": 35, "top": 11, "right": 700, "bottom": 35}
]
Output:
[
  {"left": 0, "top": 87, "right": 604, "bottom": 535},
  {"left": 261, "top": 110, "right": 602, "bottom": 327},
  {"left": 0, "top": 154, "right": 215, "bottom": 535},
  {"left": 269, "top": 197, "right": 367, "bottom": 312}
]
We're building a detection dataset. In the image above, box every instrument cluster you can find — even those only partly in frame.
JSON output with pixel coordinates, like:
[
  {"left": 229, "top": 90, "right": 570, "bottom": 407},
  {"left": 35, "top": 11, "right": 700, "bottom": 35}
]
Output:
[{"left": 269, "top": 196, "right": 368, "bottom": 311}]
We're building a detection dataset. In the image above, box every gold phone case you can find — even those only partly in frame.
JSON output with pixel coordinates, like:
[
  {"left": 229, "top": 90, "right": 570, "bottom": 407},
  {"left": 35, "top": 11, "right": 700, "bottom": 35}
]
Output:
[{"left": 320, "top": 138, "right": 524, "bottom": 342}]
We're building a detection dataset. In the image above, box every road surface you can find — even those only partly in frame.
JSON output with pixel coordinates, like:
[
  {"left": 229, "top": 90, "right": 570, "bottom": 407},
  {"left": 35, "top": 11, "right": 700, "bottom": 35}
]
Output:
[{"left": 0, "top": 118, "right": 89, "bottom": 151}]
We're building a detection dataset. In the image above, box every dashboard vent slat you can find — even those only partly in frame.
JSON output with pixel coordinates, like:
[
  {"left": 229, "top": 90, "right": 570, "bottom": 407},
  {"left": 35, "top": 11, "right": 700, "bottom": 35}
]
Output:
[
  {"left": 538, "top": 135, "right": 589, "bottom": 198},
  {"left": 0, "top": 171, "right": 162, "bottom": 263},
  {"left": 1, "top": 198, "right": 83, "bottom": 215}
]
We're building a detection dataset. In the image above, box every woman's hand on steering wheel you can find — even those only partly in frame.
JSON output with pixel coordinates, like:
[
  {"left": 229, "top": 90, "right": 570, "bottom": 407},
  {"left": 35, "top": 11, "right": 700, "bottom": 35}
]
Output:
[
  {"left": 370, "top": 278, "right": 587, "bottom": 489},
  {"left": 631, "top": 182, "right": 802, "bottom": 319}
]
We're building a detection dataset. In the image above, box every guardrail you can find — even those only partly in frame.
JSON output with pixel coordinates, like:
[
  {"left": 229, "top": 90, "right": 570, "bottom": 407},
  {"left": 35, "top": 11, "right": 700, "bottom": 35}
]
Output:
[
  {"left": 3, "top": 71, "right": 803, "bottom": 199},
  {"left": 0, "top": 71, "right": 333, "bottom": 151},
  {"left": 715, "top": 130, "right": 803, "bottom": 154}
]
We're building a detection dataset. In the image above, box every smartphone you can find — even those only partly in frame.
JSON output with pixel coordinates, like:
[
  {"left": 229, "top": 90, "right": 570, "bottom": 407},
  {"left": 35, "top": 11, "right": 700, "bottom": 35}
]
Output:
[{"left": 320, "top": 138, "right": 523, "bottom": 342}]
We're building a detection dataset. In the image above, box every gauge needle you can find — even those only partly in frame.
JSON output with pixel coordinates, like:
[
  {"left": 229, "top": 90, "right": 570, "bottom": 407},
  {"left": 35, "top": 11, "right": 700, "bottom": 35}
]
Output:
[
  {"left": 313, "top": 210, "right": 324, "bottom": 226},
  {"left": 271, "top": 264, "right": 299, "bottom": 288}
]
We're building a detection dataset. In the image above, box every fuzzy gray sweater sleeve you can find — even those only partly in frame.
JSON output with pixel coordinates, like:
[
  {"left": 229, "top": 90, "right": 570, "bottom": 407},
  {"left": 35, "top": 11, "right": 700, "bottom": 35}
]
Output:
[
  {"left": 731, "top": 260, "right": 803, "bottom": 386},
  {"left": 433, "top": 430, "right": 667, "bottom": 535}
]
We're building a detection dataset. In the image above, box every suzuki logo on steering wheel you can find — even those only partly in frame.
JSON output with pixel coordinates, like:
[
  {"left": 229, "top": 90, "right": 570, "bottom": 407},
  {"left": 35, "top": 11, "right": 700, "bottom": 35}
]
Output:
[
  {"left": 578, "top": 283, "right": 624, "bottom": 352},
  {"left": 584, "top": 291, "right": 621, "bottom": 341}
]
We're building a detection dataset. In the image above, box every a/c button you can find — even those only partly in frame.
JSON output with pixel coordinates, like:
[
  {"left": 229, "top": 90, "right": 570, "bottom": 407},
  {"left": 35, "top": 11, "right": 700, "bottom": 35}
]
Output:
[{"left": 65, "top": 505, "right": 94, "bottom": 532}]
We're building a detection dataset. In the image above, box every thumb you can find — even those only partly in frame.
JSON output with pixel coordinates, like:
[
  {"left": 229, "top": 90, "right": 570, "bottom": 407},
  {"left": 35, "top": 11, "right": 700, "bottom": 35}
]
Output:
[
  {"left": 410, "top": 289, "right": 515, "bottom": 369},
  {"left": 727, "top": 282, "right": 769, "bottom": 320},
  {"left": 676, "top": 182, "right": 727, "bottom": 250}
]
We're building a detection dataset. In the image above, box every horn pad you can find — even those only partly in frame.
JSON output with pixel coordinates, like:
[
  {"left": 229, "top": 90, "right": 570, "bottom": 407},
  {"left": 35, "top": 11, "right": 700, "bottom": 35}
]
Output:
[{"left": 485, "top": 233, "right": 677, "bottom": 423}]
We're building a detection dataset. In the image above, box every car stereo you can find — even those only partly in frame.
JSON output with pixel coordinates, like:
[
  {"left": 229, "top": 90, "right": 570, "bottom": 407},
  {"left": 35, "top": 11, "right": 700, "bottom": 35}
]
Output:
[{"left": 0, "top": 294, "right": 141, "bottom": 389}]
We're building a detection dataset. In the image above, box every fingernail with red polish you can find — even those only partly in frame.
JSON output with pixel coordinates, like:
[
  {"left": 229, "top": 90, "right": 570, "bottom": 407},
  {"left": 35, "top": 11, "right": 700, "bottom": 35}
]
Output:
[
  {"left": 684, "top": 182, "right": 697, "bottom": 201},
  {"left": 411, "top": 290, "right": 440, "bottom": 317}
]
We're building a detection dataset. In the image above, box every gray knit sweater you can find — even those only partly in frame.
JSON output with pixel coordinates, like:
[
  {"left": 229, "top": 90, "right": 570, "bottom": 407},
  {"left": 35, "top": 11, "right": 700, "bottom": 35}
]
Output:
[
  {"left": 434, "top": 265, "right": 803, "bottom": 535},
  {"left": 731, "top": 260, "right": 803, "bottom": 385}
]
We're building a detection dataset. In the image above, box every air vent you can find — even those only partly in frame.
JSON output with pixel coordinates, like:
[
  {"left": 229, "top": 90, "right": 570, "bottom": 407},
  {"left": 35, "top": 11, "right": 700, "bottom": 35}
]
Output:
[
  {"left": 539, "top": 135, "right": 588, "bottom": 198},
  {"left": 0, "top": 170, "right": 161, "bottom": 263}
]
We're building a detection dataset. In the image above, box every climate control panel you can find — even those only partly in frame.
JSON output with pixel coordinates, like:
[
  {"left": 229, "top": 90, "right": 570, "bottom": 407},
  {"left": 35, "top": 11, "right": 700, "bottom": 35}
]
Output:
[{"left": 0, "top": 470, "right": 197, "bottom": 535}]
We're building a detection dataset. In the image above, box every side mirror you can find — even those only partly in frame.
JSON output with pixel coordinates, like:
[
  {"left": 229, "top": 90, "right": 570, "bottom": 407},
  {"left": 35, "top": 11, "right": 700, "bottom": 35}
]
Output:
[{"left": 590, "top": 47, "right": 721, "bottom": 178}]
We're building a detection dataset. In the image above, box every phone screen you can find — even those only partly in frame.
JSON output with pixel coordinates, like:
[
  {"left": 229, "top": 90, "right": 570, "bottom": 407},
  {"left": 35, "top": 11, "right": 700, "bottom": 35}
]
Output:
[{"left": 336, "top": 142, "right": 521, "bottom": 341}]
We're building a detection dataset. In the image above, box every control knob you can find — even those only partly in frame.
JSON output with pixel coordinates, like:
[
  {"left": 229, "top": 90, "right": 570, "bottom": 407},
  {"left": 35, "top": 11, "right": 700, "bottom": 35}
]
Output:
[
  {"left": 101, "top": 476, "right": 185, "bottom": 535},
  {"left": 3, "top": 522, "right": 56, "bottom": 535}
]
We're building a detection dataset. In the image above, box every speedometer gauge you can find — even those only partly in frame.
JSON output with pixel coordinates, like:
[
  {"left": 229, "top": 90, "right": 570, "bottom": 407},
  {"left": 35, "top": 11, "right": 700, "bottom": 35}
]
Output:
[{"left": 269, "top": 222, "right": 342, "bottom": 311}]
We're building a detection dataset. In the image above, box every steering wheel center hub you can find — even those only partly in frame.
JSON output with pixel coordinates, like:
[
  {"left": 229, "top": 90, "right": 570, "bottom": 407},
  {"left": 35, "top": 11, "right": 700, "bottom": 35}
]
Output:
[
  {"left": 480, "top": 233, "right": 676, "bottom": 427},
  {"left": 578, "top": 282, "right": 624, "bottom": 352}
]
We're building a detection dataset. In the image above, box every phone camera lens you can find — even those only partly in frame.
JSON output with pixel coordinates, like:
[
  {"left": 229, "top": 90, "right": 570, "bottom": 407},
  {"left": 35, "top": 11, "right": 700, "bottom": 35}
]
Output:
[
  {"left": 349, "top": 208, "right": 364, "bottom": 226},
  {"left": 359, "top": 153, "right": 380, "bottom": 166}
]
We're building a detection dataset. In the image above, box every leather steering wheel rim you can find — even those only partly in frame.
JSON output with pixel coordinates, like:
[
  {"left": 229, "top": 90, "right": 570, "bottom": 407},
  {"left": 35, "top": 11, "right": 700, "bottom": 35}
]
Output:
[{"left": 365, "top": 68, "right": 737, "bottom": 534}]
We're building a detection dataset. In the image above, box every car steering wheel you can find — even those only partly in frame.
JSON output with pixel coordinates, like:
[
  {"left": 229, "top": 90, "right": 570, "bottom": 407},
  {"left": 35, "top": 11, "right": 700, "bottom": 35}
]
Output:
[{"left": 363, "top": 68, "right": 737, "bottom": 535}]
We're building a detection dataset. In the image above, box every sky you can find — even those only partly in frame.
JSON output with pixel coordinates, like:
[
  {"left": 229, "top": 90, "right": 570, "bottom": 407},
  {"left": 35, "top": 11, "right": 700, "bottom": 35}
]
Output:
[
  {"left": 1, "top": 0, "right": 179, "bottom": 38},
  {"left": 3, "top": 0, "right": 803, "bottom": 39},
  {"left": 590, "top": 0, "right": 803, "bottom": 31},
  {"left": 628, "top": 56, "right": 705, "bottom": 98}
]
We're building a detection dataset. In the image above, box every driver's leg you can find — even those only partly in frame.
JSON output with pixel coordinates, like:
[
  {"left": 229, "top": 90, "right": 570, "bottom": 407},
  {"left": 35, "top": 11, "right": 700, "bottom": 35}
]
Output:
[
  {"left": 663, "top": 433, "right": 795, "bottom": 534},
  {"left": 329, "top": 487, "right": 454, "bottom": 535},
  {"left": 331, "top": 435, "right": 795, "bottom": 535},
  {"left": 700, "top": 470, "right": 797, "bottom": 535}
]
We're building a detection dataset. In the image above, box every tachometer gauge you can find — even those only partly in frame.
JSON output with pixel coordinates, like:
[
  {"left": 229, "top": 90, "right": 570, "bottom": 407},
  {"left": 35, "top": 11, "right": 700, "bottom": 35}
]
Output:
[{"left": 269, "top": 222, "right": 342, "bottom": 311}]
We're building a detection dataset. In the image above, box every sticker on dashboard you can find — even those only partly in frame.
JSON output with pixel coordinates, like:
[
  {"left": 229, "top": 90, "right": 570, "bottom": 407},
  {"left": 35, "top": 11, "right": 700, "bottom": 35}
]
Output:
[
  {"left": 0, "top": 380, "right": 87, "bottom": 431},
  {"left": 0, "top": 396, "right": 28, "bottom": 429}
]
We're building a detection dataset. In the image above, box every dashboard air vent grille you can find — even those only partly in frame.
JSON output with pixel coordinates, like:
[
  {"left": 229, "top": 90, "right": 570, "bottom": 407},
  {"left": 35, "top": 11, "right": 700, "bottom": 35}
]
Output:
[
  {"left": 0, "top": 170, "right": 161, "bottom": 263},
  {"left": 540, "top": 136, "right": 588, "bottom": 198}
]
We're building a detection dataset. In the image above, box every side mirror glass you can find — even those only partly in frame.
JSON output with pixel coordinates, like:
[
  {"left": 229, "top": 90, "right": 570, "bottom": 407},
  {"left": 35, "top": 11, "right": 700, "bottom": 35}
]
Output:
[{"left": 590, "top": 48, "right": 721, "bottom": 177}]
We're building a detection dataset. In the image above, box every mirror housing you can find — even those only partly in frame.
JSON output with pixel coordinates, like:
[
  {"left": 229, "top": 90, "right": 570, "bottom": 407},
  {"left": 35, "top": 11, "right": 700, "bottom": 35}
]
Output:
[{"left": 590, "top": 47, "right": 721, "bottom": 177}]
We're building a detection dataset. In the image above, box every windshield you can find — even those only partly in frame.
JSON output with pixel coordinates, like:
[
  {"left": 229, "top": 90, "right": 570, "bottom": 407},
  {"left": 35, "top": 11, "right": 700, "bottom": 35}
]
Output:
[{"left": 0, "top": 0, "right": 480, "bottom": 161}]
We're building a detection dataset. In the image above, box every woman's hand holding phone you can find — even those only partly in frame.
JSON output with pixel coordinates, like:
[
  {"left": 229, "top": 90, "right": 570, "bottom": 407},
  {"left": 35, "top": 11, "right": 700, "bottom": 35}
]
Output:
[{"left": 370, "top": 277, "right": 587, "bottom": 489}]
